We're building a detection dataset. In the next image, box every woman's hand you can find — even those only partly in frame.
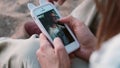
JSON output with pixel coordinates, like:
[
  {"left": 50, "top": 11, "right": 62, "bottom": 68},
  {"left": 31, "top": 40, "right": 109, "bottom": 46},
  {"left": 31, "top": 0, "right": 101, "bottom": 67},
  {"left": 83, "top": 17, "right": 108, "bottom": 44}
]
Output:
[
  {"left": 36, "top": 34, "right": 70, "bottom": 68},
  {"left": 59, "top": 16, "right": 97, "bottom": 62},
  {"left": 48, "top": 0, "right": 66, "bottom": 5}
]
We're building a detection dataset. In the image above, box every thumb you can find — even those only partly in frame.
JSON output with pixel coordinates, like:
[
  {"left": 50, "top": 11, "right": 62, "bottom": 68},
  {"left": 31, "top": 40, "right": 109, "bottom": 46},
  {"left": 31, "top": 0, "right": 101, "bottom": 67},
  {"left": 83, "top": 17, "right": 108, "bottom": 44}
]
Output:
[
  {"left": 53, "top": 37, "right": 66, "bottom": 53},
  {"left": 58, "top": 15, "right": 73, "bottom": 25}
]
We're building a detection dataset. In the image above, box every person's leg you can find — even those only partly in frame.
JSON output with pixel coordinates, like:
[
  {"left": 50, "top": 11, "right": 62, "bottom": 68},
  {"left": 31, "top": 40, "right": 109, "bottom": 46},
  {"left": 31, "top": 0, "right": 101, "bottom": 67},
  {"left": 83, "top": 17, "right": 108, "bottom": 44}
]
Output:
[
  {"left": 0, "top": 35, "right": 41, "bottom": 68},
  {"left": 24, "top": 21, "right": 41, "bottom": 36},
  {"left": 11, "top": 21, "right": 41, "bottom": 39},
  {"left": 0, "top": 21, "right": 41, "bottom": 68}
]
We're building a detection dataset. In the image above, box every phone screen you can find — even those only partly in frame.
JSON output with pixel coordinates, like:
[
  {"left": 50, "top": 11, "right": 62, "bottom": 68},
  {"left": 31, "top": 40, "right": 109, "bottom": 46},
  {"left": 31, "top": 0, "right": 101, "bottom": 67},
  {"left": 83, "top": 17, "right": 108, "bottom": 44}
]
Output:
[{"left": 37, "top": 9, "right": 74, "bottom": 45}]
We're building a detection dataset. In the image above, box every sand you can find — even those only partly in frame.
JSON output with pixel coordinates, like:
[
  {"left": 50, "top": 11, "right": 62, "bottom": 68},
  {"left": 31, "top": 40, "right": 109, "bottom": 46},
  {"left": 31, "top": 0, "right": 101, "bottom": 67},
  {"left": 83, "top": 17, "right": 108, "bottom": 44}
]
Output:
[{"left": 0, "top": 0, "right": 83, "bottom": 37}]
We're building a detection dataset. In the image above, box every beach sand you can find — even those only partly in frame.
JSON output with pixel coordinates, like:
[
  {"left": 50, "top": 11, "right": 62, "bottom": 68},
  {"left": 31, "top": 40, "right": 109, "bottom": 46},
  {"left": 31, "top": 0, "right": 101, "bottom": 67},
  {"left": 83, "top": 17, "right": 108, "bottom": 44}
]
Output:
[{"left": 0, "top": 0, "right": 83, "bottom": 38}]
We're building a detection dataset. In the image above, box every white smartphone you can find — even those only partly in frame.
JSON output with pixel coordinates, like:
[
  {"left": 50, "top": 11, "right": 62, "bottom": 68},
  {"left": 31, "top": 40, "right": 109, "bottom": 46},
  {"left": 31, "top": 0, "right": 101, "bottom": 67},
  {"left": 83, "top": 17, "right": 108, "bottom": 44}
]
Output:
[{"left": 28, "top": 2, "right": 80, "bottom": 54}]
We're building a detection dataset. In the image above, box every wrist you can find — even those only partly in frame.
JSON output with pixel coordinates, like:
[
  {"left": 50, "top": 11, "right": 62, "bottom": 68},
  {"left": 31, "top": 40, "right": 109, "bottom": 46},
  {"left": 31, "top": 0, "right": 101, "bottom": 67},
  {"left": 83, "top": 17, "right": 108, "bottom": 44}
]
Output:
[{"left": 74, "top": 37, "right": 96, "bottom": 62}]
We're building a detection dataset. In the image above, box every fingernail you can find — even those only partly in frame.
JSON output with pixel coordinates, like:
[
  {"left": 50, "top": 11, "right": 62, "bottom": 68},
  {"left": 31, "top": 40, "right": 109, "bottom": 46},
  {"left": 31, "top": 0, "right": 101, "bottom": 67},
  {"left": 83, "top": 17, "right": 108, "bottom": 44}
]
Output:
[
  {"left": 40, "top": 33, "right": 42, "bottom": 37},
  {"left": 40, "top": 33, "right": 45, "bottom": 39},
  {"left": 54, "top": 37, "right": 61, "bottom": 42}
]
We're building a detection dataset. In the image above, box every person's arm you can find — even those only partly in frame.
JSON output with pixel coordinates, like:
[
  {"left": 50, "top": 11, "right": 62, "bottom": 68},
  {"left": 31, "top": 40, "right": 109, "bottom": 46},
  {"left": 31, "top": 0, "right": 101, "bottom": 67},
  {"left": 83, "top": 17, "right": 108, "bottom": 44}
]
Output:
[{"left": 59, "top": 16, "right": 97, "bottom": 62}]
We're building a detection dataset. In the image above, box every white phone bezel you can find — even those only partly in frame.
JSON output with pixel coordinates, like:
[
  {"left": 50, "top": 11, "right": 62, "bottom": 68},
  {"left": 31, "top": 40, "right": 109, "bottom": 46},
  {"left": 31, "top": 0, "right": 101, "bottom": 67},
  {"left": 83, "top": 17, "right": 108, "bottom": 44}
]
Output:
[{"left": 30, "top": 3, "right": 80, "bottom": 54}]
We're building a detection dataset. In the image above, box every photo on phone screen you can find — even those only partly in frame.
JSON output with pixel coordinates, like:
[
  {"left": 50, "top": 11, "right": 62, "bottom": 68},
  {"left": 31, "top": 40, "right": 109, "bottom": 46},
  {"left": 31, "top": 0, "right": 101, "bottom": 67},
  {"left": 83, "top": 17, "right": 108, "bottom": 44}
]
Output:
[{"left": 37, "top": 9, "right": 74, "bottom": 45}]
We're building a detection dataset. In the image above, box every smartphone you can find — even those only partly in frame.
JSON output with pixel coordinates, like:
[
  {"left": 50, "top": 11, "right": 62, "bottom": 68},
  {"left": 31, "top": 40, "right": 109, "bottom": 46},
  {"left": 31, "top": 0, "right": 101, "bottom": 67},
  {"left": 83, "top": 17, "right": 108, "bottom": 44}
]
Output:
[{"left": 29, "top": 2, "right": 80, "bottom": 54}]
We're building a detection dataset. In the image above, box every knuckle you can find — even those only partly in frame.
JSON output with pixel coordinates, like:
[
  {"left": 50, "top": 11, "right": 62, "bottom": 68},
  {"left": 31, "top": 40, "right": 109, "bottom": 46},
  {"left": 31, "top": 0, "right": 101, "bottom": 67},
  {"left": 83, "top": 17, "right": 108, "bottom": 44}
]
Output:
[
  {"left": 38, "top": 48, "right": 44, "bottom": 55},
  {"left": 40, "top": 42, "right": 50, "bottom": 52},
  {"left": 40, "top": 44, "right": 45, "bottom": 51},
  {"left": 40, "top": 42, "right": 49, "bottom": 48},
  {"left": 74, "top": 21, "right": 85, "bottom": 30},
  {"left": 56, "top": 45, "right": 64, "bottom": 52},
  {"left": 75, "top": 20, "right": 83, "bottom": 26}
]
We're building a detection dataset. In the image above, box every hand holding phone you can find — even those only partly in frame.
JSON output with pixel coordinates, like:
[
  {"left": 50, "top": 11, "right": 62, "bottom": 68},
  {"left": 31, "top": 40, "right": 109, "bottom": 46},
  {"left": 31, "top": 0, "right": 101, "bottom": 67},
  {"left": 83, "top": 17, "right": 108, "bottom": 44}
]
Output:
[{"left": 28, "top": 2, "right": 80, "bottom": 54}]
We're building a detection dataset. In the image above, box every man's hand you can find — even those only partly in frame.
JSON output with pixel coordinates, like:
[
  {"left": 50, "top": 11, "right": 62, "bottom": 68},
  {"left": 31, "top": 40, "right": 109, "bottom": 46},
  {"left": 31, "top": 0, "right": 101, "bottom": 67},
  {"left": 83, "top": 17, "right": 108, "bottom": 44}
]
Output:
[{"left": 59, "top": 16, "right": 97, "bottom": 61}]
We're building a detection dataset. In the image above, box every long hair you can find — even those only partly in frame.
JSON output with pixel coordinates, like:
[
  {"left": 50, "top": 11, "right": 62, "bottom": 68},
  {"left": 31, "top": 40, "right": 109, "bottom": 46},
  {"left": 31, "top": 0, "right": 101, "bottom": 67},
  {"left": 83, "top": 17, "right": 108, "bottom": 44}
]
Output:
[{"left": 94, "top": 0, "right": 120, "bottom": 48}]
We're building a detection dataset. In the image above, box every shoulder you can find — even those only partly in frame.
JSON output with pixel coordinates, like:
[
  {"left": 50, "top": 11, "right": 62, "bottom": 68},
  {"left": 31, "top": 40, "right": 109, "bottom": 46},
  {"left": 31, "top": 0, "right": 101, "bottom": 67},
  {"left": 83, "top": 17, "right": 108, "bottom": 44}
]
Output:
[{"left": 90, "top": 34, "right": 120, "bottom": 68}]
